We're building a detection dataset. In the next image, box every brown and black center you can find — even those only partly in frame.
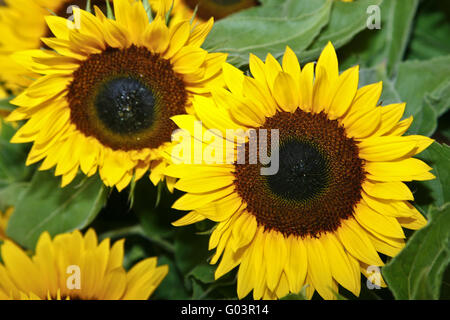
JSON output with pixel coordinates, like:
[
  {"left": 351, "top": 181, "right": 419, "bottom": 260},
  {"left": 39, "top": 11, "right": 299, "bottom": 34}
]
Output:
[
  {"left": 233, "top": 110, "right": 366, "bottom": 238},
  {"left": 266, "top": 139, "right": 330, "bottom": 202},
  {"left": 94, "top": 76, "right": 155, "bottom": 135},
  {"left": 67, "top": 45, "right": 187, "bottom": 151},
  {"left": 183, "top": 0, "right": 260, "bottom": 21}
]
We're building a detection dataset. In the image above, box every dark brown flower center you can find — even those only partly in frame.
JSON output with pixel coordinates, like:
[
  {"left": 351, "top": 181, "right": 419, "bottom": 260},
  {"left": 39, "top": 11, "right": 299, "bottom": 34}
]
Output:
[
  {"left": 182, "top": 0, "right": 260, "bottom": 21},
  {"left": 233, "top": 110, "right": 366, "bottom": 238},
  {"left": 67, "top": 45, "right": 187, "bottom": 151}
]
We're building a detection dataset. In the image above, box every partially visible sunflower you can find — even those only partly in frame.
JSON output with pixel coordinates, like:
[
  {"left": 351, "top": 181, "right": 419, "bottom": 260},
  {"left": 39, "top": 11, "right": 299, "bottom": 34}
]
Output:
[
  {"left": 0, "top": 208, "right": 13, "bottom": 241},
  {"left": 0, "top": 228, "right": 168, "bottom": 300},
  {"left": 6, "top": 0, "right": 226, "bottom": 191},
  {"left": 0, "top": 0, "right": 115, "bottom": 93},
  {"left": 165, "top": 43, "right": 435, "bottom": 300},
  {"left": 150, "top": 0, "right": 260, "bottom": 25}
]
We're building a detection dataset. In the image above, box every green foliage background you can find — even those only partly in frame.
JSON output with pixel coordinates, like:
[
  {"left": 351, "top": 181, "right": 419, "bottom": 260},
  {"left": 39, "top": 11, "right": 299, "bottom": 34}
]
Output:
[{"left": 0, "top": 0, "right": 449, "bottom": 300}]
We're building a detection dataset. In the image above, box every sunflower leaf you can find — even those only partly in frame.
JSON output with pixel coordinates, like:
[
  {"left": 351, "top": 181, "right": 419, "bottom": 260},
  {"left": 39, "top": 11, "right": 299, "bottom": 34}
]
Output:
[
  {"left": 6, "top": 171, "right": 108, "bottom": 249},
  {"left": 300, "top": 0, "right": 383, "bottom": 63},
  {"left": 0, "top": 121, "right": 32, "bottom": 190},
  {"left": 203, "top": 0, "right": 332, "bottom": 67},
  {"left": 383, "top": 0, "right": 419, "bottom": 76},
  {"left": 414, "top": 142, "right": 450, "bottom": 213},
  {"left": 407, "top": 0, "right": 450, "bottom": 61},
  {"left": 338, "top": 0, "right": 417, "bottom": 73},
  {"left": 382, "top": 202, "right": 450, "bottom": 299},
  {"left": 174, "top": 226, "right": 210, "bottom": 275},
  {"left": 0, "top": 182, "right": 29, "bottom": 213},
  {"left": 187, "top": 263, "right": 216, "bottom": 284}
]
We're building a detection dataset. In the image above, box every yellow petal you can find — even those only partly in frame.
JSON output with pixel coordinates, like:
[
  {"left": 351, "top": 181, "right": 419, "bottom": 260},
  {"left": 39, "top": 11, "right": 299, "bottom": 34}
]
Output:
[
  {"left": 358, "top": 136, "right": 423, "bottom": 161},
  {"left": 328, "top": 66, "right": 359, "bottom": 119},
  {"left": 304, "top": 237, "right": 335, "bottom": 300},
  {"left": 362, "top": 180, "right": 414, "bottom": 201},
  {"left": 354, "top": 202, "right": 406, "bottom": 238},
  {"left": 282, "top": 46, "right": 301, "bottom": 84},
  {"left": 337, "top": 218, "right": 383, "bottom": 266},
  {"left": 273, "top": 72, "right": 299, "bottom": 112},
  {"left": 316, "top": 42, "right": 338, "bottom": 84},
  {"left": 264, "top": 231, "right": 287, "bottom": 292},
  {"left": 284, "top": 236, "right": 307, "bottom": 294},
  {"left": 142, "top": 17, "right": 170, "bottom": 53},
  {"left": 322, "top": 233, "right": 360, "bottom": 297},
  {"left": 365, "top": 158, "right": 434, "bottom": 181}
]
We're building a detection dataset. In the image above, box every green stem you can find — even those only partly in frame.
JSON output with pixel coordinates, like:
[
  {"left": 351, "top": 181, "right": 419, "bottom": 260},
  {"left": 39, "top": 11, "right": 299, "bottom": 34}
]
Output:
[{"left": 100, "top": 225, "right": 175, "bottom": 254}]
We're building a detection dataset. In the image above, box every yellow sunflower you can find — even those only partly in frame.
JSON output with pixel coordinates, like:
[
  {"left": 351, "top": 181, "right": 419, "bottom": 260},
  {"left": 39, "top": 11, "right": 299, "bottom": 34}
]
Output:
[
  {"left": 0, "top": 208, "right": 13, "bottom": 241},
  {"left": 6, "top": 0, "right": 226, "bottom": 191},
  {"left": 150, "top": 0, "right": 260, "bottom": 25},
  {"left": 165, "top": 42, "right": 435, "bottom": 300},
  {"left": 0, "top": 0, "right": 117, "bottom": 93},
  {"left": 0, "top": 228, "right": 168, "bottom": 300}
]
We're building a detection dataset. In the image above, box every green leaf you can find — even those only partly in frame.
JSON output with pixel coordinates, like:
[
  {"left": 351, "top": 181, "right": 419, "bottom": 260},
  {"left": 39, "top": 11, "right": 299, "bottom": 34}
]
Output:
[
  {"left": 0, "top": 120, "right": 33, "bottom": 211},
  {"left": 174, "top": 226, "right": 210, "bottom": 275},
  {"left": 0, "top": 121, "right": 32, "bottom": 186},
  {"left": 187, "top": 263, "right": 216, "bottom": 284},
  {"left": 339, "top": 0, "right": 417, "bottom": 75},
  {"left": 133, "top": 179, "right": 176, "bottom": 240},
  {"left": 407, "top": 0, "right": 450, "bottom": 61},
  {"left": 424, "top": 80, "right": 450, "bottom": 117},
  {"left": 6, "top": 171, "right": 108, "bottom": 249},
  {"left": 414, "top": 143, "right": 450, "bottom": 212},
  {"left": 383, "top": 0, "right": 419, "bottom": 76},
  {"left": 203, "top": 0, "right": 332, "bottom": 67},
  {"left": 0, "top": 182, "right": 29, "bottom": 212},
  {"left": 394, "top": 55, "right": 450, "bottom": 135},
  {"left": 383, "top": 203, "right": 450, "bottom": 299},
  {"left": 152, "top": 255, "right": 190, "bottom": 300},
  {"left": 301, "top": 0, "right": 382, "bottom": 62}
]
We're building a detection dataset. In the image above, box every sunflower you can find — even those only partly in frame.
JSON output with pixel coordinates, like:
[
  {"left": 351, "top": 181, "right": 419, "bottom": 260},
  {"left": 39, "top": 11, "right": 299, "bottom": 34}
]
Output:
[
  {"left": 165, "top": 42, "right": 435, "bottom": 300},
  {"left": 0, "top": 0, "right": 117, "bottom": 93},
  {"left": 150, "top": 0, "right": 260, "bottom": 25},
  {"left": 0, "top": 208, "right": 13, "bottom": 241},
  {"left": 6, "top": 0, "right": 226, "bottom": 191},
  {"left": 0, "top": 228, "right": 168, "bottom": 300}
]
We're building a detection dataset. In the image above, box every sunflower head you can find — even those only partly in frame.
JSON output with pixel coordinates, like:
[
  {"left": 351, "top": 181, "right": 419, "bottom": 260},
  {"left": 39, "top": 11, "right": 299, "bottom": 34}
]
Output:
[
  {"left": 166, "top": 42, "right": 435, "bottom": 300},
  {"left": 0, "top": 228, "right": 168, "bottom": 300},
  {"left": 7, "top": 0, "right": 227, "bottom": 191}
]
